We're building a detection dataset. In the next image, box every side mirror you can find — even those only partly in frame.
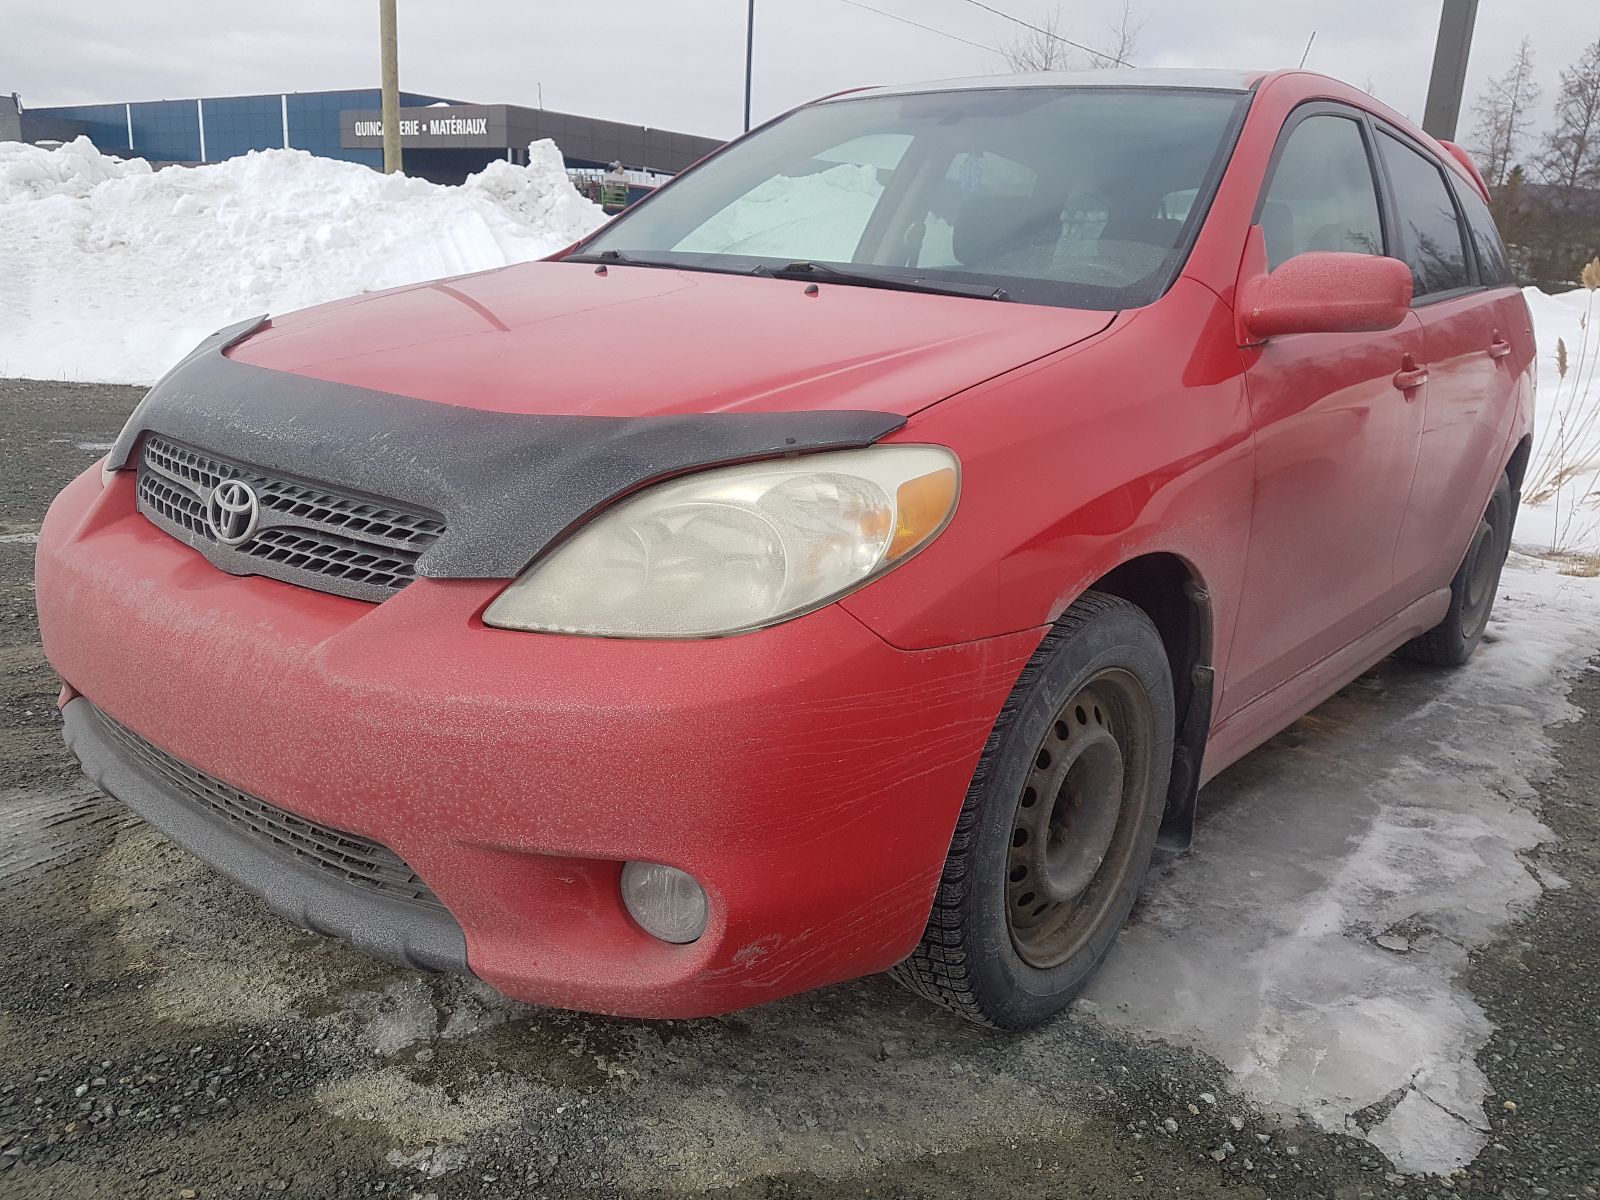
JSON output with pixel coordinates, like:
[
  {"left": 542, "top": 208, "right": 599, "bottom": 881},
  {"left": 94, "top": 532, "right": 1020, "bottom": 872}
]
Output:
[{"left": 1238, "top": 252, "right": 1413, "bottom": 342}]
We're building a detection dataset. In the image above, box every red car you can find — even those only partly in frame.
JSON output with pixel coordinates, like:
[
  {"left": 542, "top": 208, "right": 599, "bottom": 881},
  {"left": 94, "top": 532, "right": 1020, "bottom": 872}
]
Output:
[{"left": 37, "top": 68, "right": 1533, "bottom": 1028}]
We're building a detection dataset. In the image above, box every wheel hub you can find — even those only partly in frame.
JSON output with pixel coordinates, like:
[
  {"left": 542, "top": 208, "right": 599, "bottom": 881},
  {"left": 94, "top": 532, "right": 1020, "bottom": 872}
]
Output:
[
  {"left": 1463, "top": 517, "right": 1497, "bottom": 621},
  {"left": 1007, "top": 672, "right": 1149, "bottom": 969}
]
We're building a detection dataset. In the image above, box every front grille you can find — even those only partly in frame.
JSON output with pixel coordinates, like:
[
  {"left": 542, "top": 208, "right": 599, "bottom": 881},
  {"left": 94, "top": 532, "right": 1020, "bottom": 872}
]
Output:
[
  {"left": 96, "top": 710, "right": 443, "bottom": 911},
  {"left": 135, "top": 435, "right": 445, "bottom": 602}
]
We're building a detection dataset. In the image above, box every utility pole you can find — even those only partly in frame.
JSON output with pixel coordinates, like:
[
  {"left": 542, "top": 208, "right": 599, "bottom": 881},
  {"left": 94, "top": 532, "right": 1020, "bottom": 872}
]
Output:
[
  {"left": 1422, "top": 0, "right": 1479, "bottom": 141},
  {"left": 379, "top": 0, "right": 402, "bottom": 174},
  {"left": 743, "top": 0, "right": 755, "bottom": 133}
]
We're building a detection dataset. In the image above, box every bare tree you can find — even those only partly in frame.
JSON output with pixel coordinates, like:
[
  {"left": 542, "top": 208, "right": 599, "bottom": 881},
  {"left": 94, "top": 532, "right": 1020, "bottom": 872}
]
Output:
[
  {"left": 1000, "top": 6, "right": 1076, "bottom": 73},
  {"left": 1469, "top": 38, "right": 1542, "bottom": 188},
  {"left": 1537, "top": 36, "right": 1600, "bottom": 196},
  {"left": 1096, "top": 0, "right": 1142, "bottom": 69},
  {"left": 1000, "top": 3, "right": 1140, "bottom": 74}
]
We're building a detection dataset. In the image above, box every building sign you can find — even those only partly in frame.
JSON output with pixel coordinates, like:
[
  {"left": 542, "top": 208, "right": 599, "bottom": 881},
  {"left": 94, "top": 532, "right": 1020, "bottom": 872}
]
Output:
[
  {"left": 350, "top": 116, "right": 489, "bottom": 138},
  {"left": 342, "top": 104, "right": 506, "bottom": 149}
]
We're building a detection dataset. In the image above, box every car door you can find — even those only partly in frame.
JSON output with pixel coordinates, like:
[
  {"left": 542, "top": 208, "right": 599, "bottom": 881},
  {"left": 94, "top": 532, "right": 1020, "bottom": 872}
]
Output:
[
  {"left": 1377, "top": 128, "right": 1525, "bottom": 596},
  {"left": 1223, "top": 106, "right": 1430, "bottom": 715}
]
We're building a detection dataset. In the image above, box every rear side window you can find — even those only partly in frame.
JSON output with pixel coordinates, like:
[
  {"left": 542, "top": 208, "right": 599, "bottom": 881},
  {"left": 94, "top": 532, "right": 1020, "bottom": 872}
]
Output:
[
  {"left": 1454, "top": 182, "right": 1515, "bottom": 287},
  {"left": 1376, "top": 132, "right": 1473, "bottom": 296},
  {"left": 1258, "top": 114, "right": 1385, "bottom": 271}
]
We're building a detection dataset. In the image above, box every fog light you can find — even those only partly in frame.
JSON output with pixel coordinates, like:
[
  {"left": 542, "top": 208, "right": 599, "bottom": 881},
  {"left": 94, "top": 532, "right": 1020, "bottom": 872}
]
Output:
[{"left": 620, "top": 861, "right": 708, "bottom": 944}]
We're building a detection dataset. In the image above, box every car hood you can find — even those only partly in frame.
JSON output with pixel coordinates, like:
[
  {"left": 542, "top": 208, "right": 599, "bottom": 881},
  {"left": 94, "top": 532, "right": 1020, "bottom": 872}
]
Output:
[{"left": 228, "top": 260, "right": 1115, "bottom": 418}]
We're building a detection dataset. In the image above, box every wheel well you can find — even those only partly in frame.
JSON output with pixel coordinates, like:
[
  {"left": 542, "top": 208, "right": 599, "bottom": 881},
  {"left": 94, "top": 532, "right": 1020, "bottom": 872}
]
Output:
[
  {"left": 1090, "top": 554, "right": 1210, "bottom": 718},
  {"left": 1088, "top": 554, "right": 1213, "bottom": 850},
  {"left": 1505, "top": 434, "right": 1533, "bottom": 496}
]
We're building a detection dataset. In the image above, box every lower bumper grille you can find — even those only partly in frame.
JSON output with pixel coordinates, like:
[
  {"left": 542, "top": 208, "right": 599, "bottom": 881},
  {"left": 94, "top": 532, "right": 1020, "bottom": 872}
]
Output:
[{"left": 95, "top": 710, "right": 443, "bottom": 911}]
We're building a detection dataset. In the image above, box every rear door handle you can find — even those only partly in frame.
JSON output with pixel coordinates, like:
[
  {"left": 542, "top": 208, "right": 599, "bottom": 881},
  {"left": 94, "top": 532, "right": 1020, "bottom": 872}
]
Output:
[
  {"left": 1488, "top": 333, "right": 1513, "bottom": 360},
  {"left": 1393, "top": 353, "right": 1429, "bottom": 394}
]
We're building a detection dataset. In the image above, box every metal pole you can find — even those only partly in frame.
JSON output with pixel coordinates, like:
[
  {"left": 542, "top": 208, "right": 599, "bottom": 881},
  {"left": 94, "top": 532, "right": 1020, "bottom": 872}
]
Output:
[
  {"left": 1422, "top": 0, "right": 1479, "bottom": 141},
  {"left": 743, "top": 0, "right": 755, "bottom": 133},
  {"left": 379, "top": 0, "right": 402, "bottom": 174}
]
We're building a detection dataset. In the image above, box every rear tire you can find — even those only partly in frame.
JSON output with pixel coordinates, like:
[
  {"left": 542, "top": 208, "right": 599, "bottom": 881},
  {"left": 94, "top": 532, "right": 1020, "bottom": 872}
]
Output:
[
  {"left": 1398, "top": 475, "right": 1514, "bottom": 667},
  {"left": 893, "top": 591, "right": 1174, "bottom": 1029}
]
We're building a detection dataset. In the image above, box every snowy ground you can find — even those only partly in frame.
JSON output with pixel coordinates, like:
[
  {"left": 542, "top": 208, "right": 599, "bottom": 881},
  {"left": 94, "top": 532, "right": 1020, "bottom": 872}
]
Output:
[
  {"left": 1517, "top": 286, "right": 1600, "bottom": 558},
  {"left": 0, "top": 137, "right": 604, "bottom": 384},
  {"left": 1087, "top": 553, "right": 1600, "bottom": 1174}
]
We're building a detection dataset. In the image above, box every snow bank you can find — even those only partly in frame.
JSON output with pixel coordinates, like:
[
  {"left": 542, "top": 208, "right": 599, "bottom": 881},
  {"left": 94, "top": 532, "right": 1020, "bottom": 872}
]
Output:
[
  {"left": 0, "top": 137, "right": 604, "bottom": 384},
  {"left": 1518, "top": 285, "right": 1600, "bottom": 556}
]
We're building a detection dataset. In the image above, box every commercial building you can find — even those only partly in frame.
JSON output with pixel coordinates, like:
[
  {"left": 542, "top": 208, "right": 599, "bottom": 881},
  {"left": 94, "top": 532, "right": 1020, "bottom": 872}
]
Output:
[{"left": 6, "top": 87, "right": 724, "bottom": 185}]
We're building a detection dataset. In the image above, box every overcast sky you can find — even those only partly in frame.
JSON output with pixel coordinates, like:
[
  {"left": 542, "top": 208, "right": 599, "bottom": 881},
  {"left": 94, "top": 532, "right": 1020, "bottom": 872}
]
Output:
[{"left": 4, "top": 1, "right": 1597, "bottom": 147}]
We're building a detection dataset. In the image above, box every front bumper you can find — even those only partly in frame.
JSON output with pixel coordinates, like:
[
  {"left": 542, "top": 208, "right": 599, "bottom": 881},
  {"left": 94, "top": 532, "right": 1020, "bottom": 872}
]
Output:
[
  {"left": 63, "top": 698, "right": 469, "bottom": 974},
  {"left": 37, "top": 463, "right": 1040, "bottom": 1017}
]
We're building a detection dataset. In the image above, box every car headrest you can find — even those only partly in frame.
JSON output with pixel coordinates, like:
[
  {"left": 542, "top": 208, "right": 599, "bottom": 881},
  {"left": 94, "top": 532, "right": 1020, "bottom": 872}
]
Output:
[{"left": 952, "top": 194, "right": 1064, "bottom": 268}]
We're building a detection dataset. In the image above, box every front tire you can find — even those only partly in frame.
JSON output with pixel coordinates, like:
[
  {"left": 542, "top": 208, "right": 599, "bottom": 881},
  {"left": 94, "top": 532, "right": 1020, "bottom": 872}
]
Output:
[
  {"left": 893, "top": 592, "right": 1174, "bottom": 1029},
  {"left": 1397, "top": 475, "right": 1514, "bottom": 667}
]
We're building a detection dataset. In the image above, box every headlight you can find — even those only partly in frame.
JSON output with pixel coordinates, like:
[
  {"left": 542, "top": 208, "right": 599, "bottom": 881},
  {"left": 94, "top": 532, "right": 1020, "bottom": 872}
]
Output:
[{"left": 483, "top": 444, "right": 959, "bottom": 638}]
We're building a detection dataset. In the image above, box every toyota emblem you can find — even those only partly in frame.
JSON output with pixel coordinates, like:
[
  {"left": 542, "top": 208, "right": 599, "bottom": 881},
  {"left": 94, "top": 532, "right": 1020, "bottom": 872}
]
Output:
[{"left": 206, "top": 479, "right": 260, "bottom": 546}]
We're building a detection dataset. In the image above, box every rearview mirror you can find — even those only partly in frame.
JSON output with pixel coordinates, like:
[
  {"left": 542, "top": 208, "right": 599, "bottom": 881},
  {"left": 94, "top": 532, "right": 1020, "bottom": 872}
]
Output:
[{"left": 1239, "top": 252, "right": 1413, "bottom": 342}]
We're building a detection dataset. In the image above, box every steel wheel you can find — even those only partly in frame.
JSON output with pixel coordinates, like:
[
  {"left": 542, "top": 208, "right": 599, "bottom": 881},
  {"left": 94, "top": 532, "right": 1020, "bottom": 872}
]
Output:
[
  {"left": 1399, "top": 473, "right": 1514, "bottom": 667},
  {"left": 1460, "top": 509, "right": 1505, "bottom": 640},
  {"left": 894, "top": 590, "right": 1174, "bottom": 1028},
  {"left": 1006, "top": 667, "right": 1156, "bottom": 969}
]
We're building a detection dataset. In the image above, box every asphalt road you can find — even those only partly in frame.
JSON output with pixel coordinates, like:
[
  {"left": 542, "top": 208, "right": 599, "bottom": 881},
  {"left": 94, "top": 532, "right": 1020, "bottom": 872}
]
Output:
[{"left": 1, "top": 377, "right": 1597, "bottom": 1200}]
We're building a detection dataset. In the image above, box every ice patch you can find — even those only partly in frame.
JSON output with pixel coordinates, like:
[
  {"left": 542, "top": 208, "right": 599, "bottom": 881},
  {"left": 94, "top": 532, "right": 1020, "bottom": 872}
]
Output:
[
  {"left": 317, "top": 1065, "right": 538, "bottom": 1150},
  {"left": 341, "top": 977, "right": 515, "bottom": 1056},
  {"left": 1084, "top": 556, "right": 1600, "bottom": 1174},
  {"left": 385, "top": 1144, "right": 469, "bottom": 1178},
  {"left": 0, "top": 784, "right": 131, "bottom": 888}
]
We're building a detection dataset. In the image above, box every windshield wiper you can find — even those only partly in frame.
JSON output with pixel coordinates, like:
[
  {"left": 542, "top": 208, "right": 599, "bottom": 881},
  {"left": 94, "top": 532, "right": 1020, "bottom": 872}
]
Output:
[
  {"left": 565, "top": 248, "right": 755, "bottom": 278},
  {"left": 565, "top": 248, "right": 660, "bottom": 267},
  {"left": 753, "top": 261, "right": 1009, "bottom": 302}
]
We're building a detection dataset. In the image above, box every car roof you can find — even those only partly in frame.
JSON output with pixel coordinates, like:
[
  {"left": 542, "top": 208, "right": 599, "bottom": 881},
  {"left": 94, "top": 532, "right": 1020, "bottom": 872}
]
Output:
[{"left": 830, "top": 67, "right": 1265, "bottom": 102}]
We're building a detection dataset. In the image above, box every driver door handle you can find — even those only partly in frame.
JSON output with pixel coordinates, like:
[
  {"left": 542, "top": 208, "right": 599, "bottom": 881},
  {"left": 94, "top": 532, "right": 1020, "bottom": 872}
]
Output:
[
  {"left": 1488, "top": 332, "right": 1513, "bottom": 360},
  {"left": 1393, "top": 353, "right": 1429, "bottom": 394}
]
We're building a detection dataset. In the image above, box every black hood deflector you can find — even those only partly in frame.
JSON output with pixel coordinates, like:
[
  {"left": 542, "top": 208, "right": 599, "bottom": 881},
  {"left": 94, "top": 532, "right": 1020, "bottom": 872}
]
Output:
[{"left": 109, "top": 317, "right": 908, "bottom": 580}]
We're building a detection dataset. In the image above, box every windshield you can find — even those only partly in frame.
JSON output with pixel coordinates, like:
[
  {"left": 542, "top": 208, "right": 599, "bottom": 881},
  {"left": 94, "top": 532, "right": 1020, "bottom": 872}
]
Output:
[{"left": 578, "top": 86, "right": 1249, "bottom": 310}]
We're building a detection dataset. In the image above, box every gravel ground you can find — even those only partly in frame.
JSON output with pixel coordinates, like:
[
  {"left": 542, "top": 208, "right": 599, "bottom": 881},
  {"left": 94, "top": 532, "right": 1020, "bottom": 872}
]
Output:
[{"left": 1, "top": 377, "right": 1596, "bottom": 1200}]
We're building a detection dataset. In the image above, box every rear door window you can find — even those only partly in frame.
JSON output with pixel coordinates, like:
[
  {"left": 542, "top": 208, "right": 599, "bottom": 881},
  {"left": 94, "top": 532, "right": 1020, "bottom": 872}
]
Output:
[
  {"left": 1376, "top": 131, "right": 1474, "bottom": 296},
  {"left": 1453, "top": 181, "right": 1515, "bottom": 287},
  {"left": 1257, "top": 114, "right": 1386, "bottom": 270}
]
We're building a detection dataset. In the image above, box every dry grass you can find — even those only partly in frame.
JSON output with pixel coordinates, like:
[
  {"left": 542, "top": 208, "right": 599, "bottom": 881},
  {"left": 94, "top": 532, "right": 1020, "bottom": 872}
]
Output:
[{"left": 1555, "top": 551, "right": 1600, "bottom": 577}]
